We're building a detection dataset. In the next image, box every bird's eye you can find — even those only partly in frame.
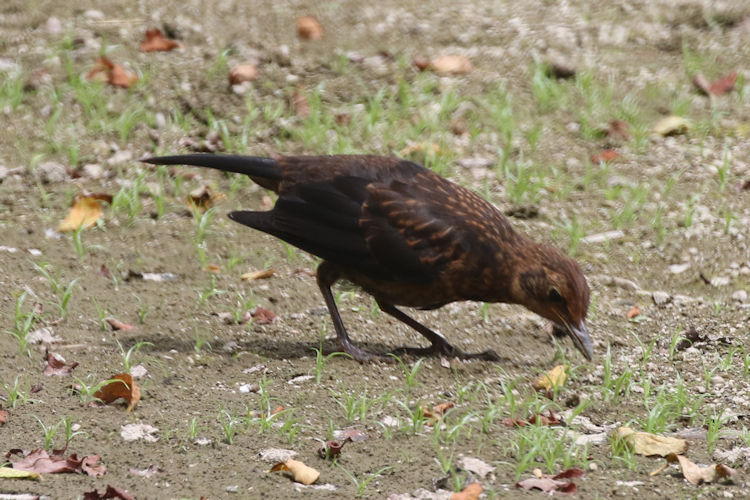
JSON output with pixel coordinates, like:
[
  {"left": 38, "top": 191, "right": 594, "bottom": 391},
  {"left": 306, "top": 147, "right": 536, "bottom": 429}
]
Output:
[{"left": 548, "top": 288, "right": 564, "bottom": 303}]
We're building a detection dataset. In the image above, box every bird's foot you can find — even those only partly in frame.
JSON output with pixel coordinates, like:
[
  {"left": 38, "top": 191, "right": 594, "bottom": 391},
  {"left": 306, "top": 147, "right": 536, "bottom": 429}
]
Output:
[
  {"left": 337, "top": 340, "right": 393, "bottom": 363},
  {"left": 392, "top": 342, "right": 502, "bottom": 362}
]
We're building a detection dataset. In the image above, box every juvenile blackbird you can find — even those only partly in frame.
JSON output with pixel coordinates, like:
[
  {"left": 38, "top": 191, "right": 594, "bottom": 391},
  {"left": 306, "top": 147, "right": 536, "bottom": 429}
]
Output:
[{"left": 143, "top": 154, "right": 593, "bottom": 362}]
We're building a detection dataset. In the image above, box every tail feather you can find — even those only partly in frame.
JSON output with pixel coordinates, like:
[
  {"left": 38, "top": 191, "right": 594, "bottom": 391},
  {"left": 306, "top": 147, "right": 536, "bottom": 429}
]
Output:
[{"left": 142, "top": 154, "right": 281, "bottom": 181}]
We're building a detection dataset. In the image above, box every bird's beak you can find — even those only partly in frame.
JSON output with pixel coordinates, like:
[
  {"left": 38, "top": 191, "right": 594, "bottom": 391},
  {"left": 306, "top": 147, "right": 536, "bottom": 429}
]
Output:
[{"left": 565, "top": 320, "right": 593, "bottom": 361}]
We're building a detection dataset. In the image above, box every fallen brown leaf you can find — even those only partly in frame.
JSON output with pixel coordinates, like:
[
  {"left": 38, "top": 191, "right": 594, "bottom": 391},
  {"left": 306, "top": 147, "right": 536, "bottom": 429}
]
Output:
[
  {"left": 241, "top": 269, "right": 275, "bottom": 281},
  {"left": 430, "top": 55, "right": 472, "bottom": 75},
  {"left": 0, "top": 405, "right": 7, "bottom": 427},
  {"left": 450, "top": 482, "right": 482, "bottom": 500},
  {"left": 106, "top": 318, "right": 135, "bottom": 331},
  {"left": 317, "top": 437, "right": 351, "bottom": 460},
  {"left": 616, "top": 427, "right": 688, "bottom": 456},
  {"left": 83, "top": 484, "right": 135, "bottom": 500},
  {"left": 532, "top": 365, "right": 567, "bottom": 392},
  {"left": 291, "top": 88, "right": 310, "bottom": 118},
  {"left": 590, "top": 149, "right": 620, "bottom": 164},
  {"left": 270, "top": 459, "right": 319, "bottom": 485},
  {"left": 187, "top": 185, "right": 225, "bottom": 211},
  {"left": 139, "top": 28, "right": 179, "bottom": 52},
  {"left": 8, "top": 448, "right": 106, "bottom": 476},
  {"left": 626, "top": 306, "right": 641, "bottom": 319},
  {"left": 297, "top": 16, "right": 324, "bottom": 40},
  {"left": 87, "top": 56, "right": 138, "bottom": 88},
  {"left": 651, "top": 453, "right": 736, "bottom": 484},
  {"left": 502, "top": 410, "right": 561, "bottom": 427},
  {"left": 251, "top": 306, "right": 277, "bottom": 325},
  {"left": 693, "top": 72, "right": 737, "bottom": 96},
  {"left": 228, "top": 64, "right": 258, "bottom": 85},
  {"left": 94, "top": 373, "right": 141, "bottom": 411},
  {"left": 59, "top": 193, "right": 110, "bottom": 232},
  {"left": 516, "top": 468, "right": 582, "bottom": 493},
  {"left": 43, "top": 350, "right": 79, "bottom": 376},
  {"left": 606, "top": 119, "right": 631, "bottom": 140}
]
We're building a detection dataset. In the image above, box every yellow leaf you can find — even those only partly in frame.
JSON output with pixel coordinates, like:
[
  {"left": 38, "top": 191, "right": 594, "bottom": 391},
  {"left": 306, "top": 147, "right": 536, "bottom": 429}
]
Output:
[
  {"left": 450, "top": 482, "right": 482, "bottom": 500},
  {"left": 241, "top": 269, "right": 275, "bottom": 281},
  {"left": 430, "top": 55, "right": 473, "bottom": 75},
  {"left": 652, "top": 116, "right": 690, "bottom": 136},
  {"left": 0, "top": 466, "right": 41, "bottom": 480},
  {"left": 616, "top": 427, "right": 687, "bottom": 457},
  {"left": 270, "top": 459, "right": 319, "bottom": 485},
  {"left": 58, "top": 195, "right": 104, "bottom": 232},
  {"left": 533, "top": 365, "right": 567, "bottom": 391}
]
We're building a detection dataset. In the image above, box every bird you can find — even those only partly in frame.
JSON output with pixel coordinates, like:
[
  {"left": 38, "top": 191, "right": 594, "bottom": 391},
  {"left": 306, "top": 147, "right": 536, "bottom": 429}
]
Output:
[{"left": 142, "top": 153, "right": 593, "bottom": 363}]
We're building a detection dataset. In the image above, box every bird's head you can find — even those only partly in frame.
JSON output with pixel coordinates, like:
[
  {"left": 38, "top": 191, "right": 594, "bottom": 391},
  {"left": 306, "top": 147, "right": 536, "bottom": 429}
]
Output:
[{"left": 515, "top": 245, "right": 592, "bottom": 360}]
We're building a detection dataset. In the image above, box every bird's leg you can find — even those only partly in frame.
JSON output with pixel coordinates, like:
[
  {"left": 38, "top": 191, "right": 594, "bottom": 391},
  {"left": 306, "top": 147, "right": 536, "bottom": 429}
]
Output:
[
  {"left": 378, "top": 302, "right": 502, "bottom": 361},
  {"left": 316, "top": 263, "right": 382, "bottom": 363}
]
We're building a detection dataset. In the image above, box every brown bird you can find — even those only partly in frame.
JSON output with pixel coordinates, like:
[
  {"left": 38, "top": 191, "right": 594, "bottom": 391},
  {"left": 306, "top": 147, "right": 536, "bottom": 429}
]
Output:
[{"left": 143, "top": 154, "right": 593, "bottom": 362}]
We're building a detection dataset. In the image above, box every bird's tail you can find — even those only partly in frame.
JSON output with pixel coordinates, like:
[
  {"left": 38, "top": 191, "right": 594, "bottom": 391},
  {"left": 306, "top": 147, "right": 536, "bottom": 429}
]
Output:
[{"left": 142, "top": 154, "right": 282, "bottom": 189}]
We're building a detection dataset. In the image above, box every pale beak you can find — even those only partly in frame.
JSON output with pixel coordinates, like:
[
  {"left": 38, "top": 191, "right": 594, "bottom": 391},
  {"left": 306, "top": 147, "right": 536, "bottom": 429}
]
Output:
[{"left": 564, "top": 320, "right": 593, "bottom": 361}]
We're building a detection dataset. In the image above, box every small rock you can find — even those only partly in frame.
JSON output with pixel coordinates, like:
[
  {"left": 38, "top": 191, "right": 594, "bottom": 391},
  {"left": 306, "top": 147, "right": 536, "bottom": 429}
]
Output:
[
  {"left": 153, "top": 112, "right": 166, "bottom": 129},
  {"left": 652, "top": 291, "right": 671, "bottom": 305},
  {"left": 225, "top": 485, "right": 239, "bottom": 493},
  {"left": 711, "top": 276, "right": 730, "bottom": 287},
  {"left": 194, "top": 437, "right": 211, "bottom": 446},
  {"left": 669, "top": 263, "right": 690, "bottom": 274},
  {"left": 130, "top": 364, "right": 148, "bottom": 379},
  {"left": 82, "top": 163, "right": 104, "bottom": 179},
  {"left": 34, "top": 161, "right": 67, "bottom": 183},
  {"left": 107, "top": 150, "right": 133, "bottom": 165},
  {"left": 84, "top": 9, "right": 105, "bottom": 20},
  {"left": 581, "top": 230, "right": 625, "bottom": 244},
  {"left": 46, "top": 16, "right": 62, "bottom": 34},
  {"left": 457, "top": 157, "right": 494, "bottom": 169},
  {"left": 287, "top": 375, "right": 314, "bottom": 385},
  {"left": 121, "top": 423, "right": 159, "bottom": 442},
  {"left": 458, "top": 456, "right": 494, "bottom": 478},
  {"left": 731, "top": 290, "right": 747, "bottom": 303},
  {"left": 222, "top": 341, "right": 240, "bottom": 352},
  {"left": 258, "top": 448, "right": 297, "bottom": 463},
  {"left": 239, "top": 383, "right": 260, "bottom": 393},
  {"left": 711, "top": 375, "right": 725, "bottom": 385}
]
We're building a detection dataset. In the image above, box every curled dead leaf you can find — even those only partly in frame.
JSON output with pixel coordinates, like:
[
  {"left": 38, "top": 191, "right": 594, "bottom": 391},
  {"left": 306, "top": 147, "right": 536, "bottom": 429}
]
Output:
[
  {"left": 0, "top": 405, "right": 7, "bottom": 427},
  {"left": 516, "top": 468, "right": 582, "bottom": 493},
  {"left": 228, "top": 64, "right": 258, "bottom": 85},
  {"left": 450, "top": 482, "right": 482, "bottom": 500},
  {"left": 139, "top": 28, "right": 180, "bottom": 52},
  {"left": 297, "top": 16, "right": 323, "bottom": 40},
  {"left": 106, "top": 317, "right": 135, "bottom": 331},
  {"left": 693, "top": 72, "right": 737, "bottom": 97},
  {"left": 94, "top": 373, "right": 141, "bottom": 411},
  {"left": 652, "top": 116, "right": 690, "bottom": 136},
  {"left": 251, "top": 306, "right": 277, "bottom": 325},
  {"left": 241, "top": 269, "right": 275, "bottom": 281},
  {"left": 270, "top": 459, "right": 319, "bottom": 485},
  {"left": 59, "top": 193, "right": 110, "bottom": 232},
  {"left": 660, "top": 453, "right": 735, "bottom": 484},
  {"left": 626, "top": 306, "right": 641, "bottom": 319},
  {"left": 87, "top": 56, "right": 138, "bottom": 88},
  {"left": 616, "top": 427, "right": 687, "bottom": 457},
  {"left": 187, "top": 185, "right": 225, "bottom": 211},
  {"left": 43, "top": 350, "right": 79, "bottom": 376},
  {"left": 317, "top": 437, "right": 351, "bottom": 459},
  {"left": 430, "top": 55, "right": 472, "bottom": 75},
  {"left": 590, "top": 149, "right": 620, "bottom": 164},
  {"left": 532, "top": 365, "right": 567, "bottom": 392},
  {"left": 291, "top": 88, "right": 310, "bottom": 118}
]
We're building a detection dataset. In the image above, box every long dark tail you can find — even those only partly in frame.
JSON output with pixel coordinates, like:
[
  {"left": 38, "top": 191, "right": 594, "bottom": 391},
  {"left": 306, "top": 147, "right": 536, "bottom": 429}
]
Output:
[{"left": 142, "top": 154, "right": 281, "bottom": 183}]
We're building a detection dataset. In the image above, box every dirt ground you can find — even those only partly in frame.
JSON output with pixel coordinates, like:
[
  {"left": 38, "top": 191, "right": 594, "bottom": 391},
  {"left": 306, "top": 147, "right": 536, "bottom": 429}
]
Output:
[{"left": 1, "top": 0, "right": 750, "bottom": 498}]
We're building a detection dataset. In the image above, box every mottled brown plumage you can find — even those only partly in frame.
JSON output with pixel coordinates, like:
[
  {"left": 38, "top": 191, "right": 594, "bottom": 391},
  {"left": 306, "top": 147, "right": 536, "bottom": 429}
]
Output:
[{"left": 143, "top": 153, "right": 593, "bottom": 362}]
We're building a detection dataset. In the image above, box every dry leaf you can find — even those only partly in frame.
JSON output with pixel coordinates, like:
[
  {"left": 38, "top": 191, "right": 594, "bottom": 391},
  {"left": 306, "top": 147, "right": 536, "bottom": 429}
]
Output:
[
  {"left": 297, "top": 16, "right": 323, "bottom": 40},
  {"left": 693, "top": 72, "right": 737, "bottom": 96},
  {"left": 412, "top": 56, "right": 430, "bottom": 71},
  {"left": 88, "top": 56, "right": 138, "bottom": 88},
  {"left": 270, "top": 459, "right": 320, "bottom": 485},
  {"left": 533, "top": 365, "right": 567, "bottom": 391},
  {"left": 59, "top": 194, "right": 108, "bottom": 232},
  {"left": 317, "top": 437, "right": 351, "bottom": 459},
  {"left": 228, "top": 64, "right": 258, "bottom": 85},
  {"left": 0, "top": 404, "right": 7, "bottom": 427},
  {"left": 450, "top": 482, "right": 482, "bottom": 500},
  {"left": 206, "top": 264, "right": 221, "bottom": 273},
  {"left": 430, "top": 55, "right": 472, "bottom": 75},
  {"left": 626, "top": 306, "right": 641, "bottom": 319},
  {"left": 709, "top": 72, "right": 738, "bottom": 96},
  {"left": 606, "top": 119, "right": 630, "bottom": 140},
  {"left": 139, "top": 28, "right": 179, "bottom": 52},
  {"left": 291, "top": 88, "right": 310, "bottom": 118},
  {"left": 651, "top": 453, "right": 736, "bottom": 484},
  {"left": 251, "top": 306, "right": 277, "bottom": 325},
  {"left": 43, "top": 350, "right": 79, "bottom": 376},
  {"left": 241, "top": 269, "right": 275, "bottom": 281},
  {"left": 616, "top": 427, "right": 687, "bottom": 456},
  {"left": 187, "top": 185, "right": 225, "bottom": 211},
  {"left": 0, "top": 466, "right": 40, "bottom": 480},
  {"left": 106, "top": 317, "right": 135, "bottom": 331},
  {"left": 502, "top": 410, "right": 561, "bottom": 427},
  {"left": 8, "top": 448, "right": 106, "bottom": 476},
  {"left": 590, "top": 149, "right": 620, "bottom": 164},
  {"left": 653, "top": 116, "right": 689, "bottom": 136},
  {"left": 516, "top": 468, "right": 582, "bottom": 493},
  {"left": 94, "top": 373, "right": 141, "bottom": 411},
  {"left": 83, "top": 484, "right": 136, "bottom": 500}
]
